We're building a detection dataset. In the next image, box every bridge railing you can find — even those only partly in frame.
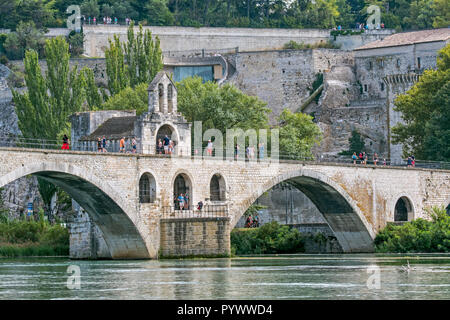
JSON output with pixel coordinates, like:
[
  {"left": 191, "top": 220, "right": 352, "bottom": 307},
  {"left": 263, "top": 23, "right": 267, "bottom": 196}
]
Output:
[
  {"left": 1, "top": 136, "right": 450, "bottom": 170},
  {"left": 161, "top": 204, "right": 228, "bottom": 219}
]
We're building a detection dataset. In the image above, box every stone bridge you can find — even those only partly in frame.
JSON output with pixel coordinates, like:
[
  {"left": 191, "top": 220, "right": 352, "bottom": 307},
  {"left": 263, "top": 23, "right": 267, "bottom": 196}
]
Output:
[{"left": 0, "top": 147, "right": 448, "bottom": 259}]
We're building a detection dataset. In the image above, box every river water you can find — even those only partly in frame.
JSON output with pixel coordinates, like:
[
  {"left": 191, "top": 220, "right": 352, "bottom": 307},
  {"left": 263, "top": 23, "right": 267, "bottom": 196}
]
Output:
[{"left": 0, "top": 254, "right": 449, "bottom": 300}]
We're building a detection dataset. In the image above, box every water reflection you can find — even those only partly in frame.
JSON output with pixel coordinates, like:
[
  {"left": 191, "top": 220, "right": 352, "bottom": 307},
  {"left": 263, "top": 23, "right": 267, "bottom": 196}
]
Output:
[{"left": 0, "top": 255, "right": 449, "bottom": 300}]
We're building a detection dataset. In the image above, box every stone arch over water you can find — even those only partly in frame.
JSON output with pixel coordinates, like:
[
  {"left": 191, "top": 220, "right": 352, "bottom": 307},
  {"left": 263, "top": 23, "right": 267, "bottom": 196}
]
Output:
[
  {"left": 0, "top": 162, "right": 150, "bottom": 259},
  {"left": 233, "top": 168, "right": 375, "bottom": 253},
  {"left": 394, "top": 196, "right": 414, "bottom": 222}
]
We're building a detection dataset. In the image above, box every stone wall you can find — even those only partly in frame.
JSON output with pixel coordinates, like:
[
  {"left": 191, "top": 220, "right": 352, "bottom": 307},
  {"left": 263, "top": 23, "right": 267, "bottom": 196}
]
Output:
[
  {"left": 160, "top": 217, "right": 230, "bottom": 257},
  {"left": 228, "top": 49, "right": 354, "bottom": 121},
  {"left": 0, "top": 148, "right": 448, "bottom": 258},
  {"left": 68, "top": 202, "right": 111, "bottom": 259},
  {"left": 83, "top": 25, "right": 331, "bottom": 58}
]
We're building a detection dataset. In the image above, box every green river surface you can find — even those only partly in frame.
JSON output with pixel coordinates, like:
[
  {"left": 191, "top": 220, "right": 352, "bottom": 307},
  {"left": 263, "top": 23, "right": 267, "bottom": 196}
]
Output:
[{"left": 0, "top": 254, "right": 449, "bottom": 300}]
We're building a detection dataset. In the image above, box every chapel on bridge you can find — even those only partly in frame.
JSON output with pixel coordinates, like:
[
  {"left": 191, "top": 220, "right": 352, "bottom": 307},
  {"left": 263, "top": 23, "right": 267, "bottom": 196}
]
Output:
[{"left": 70, "top": 72, "right": 192, "bottom": 156}]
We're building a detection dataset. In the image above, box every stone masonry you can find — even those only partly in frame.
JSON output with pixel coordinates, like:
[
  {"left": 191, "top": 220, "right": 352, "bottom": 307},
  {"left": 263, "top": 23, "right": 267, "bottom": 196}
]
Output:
[
  {"left": 160, "top": 217, "right": 230, "bottom": 257},
  {"left": 0, "top": 147, "right": 448, "bottom": 259}
]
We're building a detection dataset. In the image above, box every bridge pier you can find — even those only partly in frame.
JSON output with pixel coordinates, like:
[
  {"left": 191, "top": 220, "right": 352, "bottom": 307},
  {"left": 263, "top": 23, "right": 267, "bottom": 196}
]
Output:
[{"left": 159, "top": 217, "right": 231, "bottom": 258}]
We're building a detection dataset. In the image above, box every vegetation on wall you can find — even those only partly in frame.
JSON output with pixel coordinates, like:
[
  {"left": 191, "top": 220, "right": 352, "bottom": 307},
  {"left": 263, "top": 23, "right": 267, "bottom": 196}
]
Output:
[
  {"left": 231, "top": 221, "right": 305, "bottom": 255},
  {"left": 374, "top": 206, "right": 450, "bottom": 253},
  {"left": 339, "top": 130, "right": 365, "bottom": 156}
]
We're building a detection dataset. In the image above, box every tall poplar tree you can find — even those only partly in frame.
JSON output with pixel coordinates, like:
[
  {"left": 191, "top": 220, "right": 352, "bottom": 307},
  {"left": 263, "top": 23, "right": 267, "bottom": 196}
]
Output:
[
  {"left": 105, "top": 22, "right": 163, "bottom": 95},
  {"left": 12, "top": 36, "right": 86, "bottom": 140}
]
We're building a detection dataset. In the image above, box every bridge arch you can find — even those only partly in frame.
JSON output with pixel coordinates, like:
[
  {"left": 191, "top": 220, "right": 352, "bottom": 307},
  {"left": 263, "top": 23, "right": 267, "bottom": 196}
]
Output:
[
  {"left": 390, "top": 192, "right": 415, "bottom": 222},
  {"left": 156, "top": 123, "right": 179, "bottom": 154},
  {"left": 139, "top": 172, "right": 157, "bottom": 203},
  {"left": 209, "top": 173, "right": 227, "bottom": 202},
  {"left": 0, "top": 162, "right": 150, "bottom": 259},
  {"left": 233, "top": 168, "right": 376, "bottom": 253},
  {"left": 393, "top": 196, "right": 414, "bottom": 222},
  {"left": 172, "top": 170, "right": 194, "bottom": 209}
]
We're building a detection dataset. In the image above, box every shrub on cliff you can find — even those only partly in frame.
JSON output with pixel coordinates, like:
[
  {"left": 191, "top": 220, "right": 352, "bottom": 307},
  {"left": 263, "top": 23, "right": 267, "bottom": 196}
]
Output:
[{"left": 374, "top": 206, "right": 450, "bottom": 253}]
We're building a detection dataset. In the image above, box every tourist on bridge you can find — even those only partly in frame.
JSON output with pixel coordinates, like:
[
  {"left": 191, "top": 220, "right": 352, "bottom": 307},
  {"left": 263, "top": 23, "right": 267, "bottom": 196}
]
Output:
[
  {"left": 61, "top": 135, "right": 70, "bottom": 150},
  {"left": 132, "top": 137, "right": 137, "bottom": 153},
  {"left": 102, "top": 136, "right": 107, "bottom": 152},
  {"left": 163, "top": 135, "right": 170, "bottom": 154},
  {"left": 97, "top": 137, "right": 102, "bottom": 152},
  {"left": 207, "top": 139, "right": 213, "bottom": 156},
  {"left": 352, "top": 152, "right": 357, "bottom": 164},
  {"left": 358, "top": 152, "right": 364, "bottom": 164},
  {"left": 120, "top": 137, "right": 125, "bottom": 153},
  {"left": 234, "top": 144, "right": 239, "bottom": 160},
  {"left": 177, "top": 194, "right": 185, "bottom": 210},
  {"left": 407, "top": 156, "right": 413, "bottom": 167},
  {"left": 197, "top": 201, "right": 203, "bottom": 212},
  {"left": 373, "top": 153, "right": 379, "bottom": 166},
  {"left": 184, "top": 193, "right": 189, "bottom": 210},
  {"left": 258, "top": 143, "right": 264, "bottom": 160},
  {"left": 168, "top": 140, "right": 174, "bottom": 155}
]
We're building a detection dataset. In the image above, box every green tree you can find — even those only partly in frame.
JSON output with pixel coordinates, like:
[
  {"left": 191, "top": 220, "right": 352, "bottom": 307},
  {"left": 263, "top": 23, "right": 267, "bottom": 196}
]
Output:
[
  {"left": 339, "top": 130, "right": 365, "bottom": 155},
  {"left": 101, "top": 3, "right": 114, "bottom": 17},
  {"left": 80, "top": 0, "right": 100, "bottom": 18},
  {"left": 83, "top": 67, "right": 103, "bottom": 109},
  {"left": 104, "top": 22, "right": 163, "bottom": 95},
  {"left": 105, "top": 35, "right": 128, "bottom": 95},
  {"left": 12, "top": 37, "right": 86, "bottom": 140},
  {"left": 176, "top": 76, "right": 271, "bottom": 138},
  {"left": 3, "top": 21, "right": 45, "bottom": 59},
  {"left": 392, "top": 44, "right": 450, "bottom": 161},
  {"left": 144, "top": 0, "right": 175, "bottom": 25},
  {"left": 432, "top": 0, "right": 450, "bottom": 28},
  {"left": 101, "top": 82, "right": 148, "bottom": 115},
  {"left": 67, "top": 30, "right": 84, "bottom": 57},
  {"left": 37, "top": 177, "right": 57, "bottom": 218},
  {"left": 277, "top": 109, "right": 322, "bottom": 160}
]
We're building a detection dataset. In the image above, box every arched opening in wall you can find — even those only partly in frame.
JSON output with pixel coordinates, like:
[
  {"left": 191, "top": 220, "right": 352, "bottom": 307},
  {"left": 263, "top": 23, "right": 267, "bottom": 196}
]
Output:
[
  {"left": 0, "top": 169, "right": 150, "bottom": 259},
  {"left": 156, "top": 124, "right": 178, "bottom": 155},
  {"left": 394, "top": 197, "right": 413, "bottom": 222},
  {"left": 234, "top": 174, "right": 375, "bottom": 253},
  {"left": 139, "top": 173, "right": 156, "bottom": 203},
  {"left": 158, "top": 83, "right": 164, "bottom": 112},
  {"left": 446, "top": 203, "right": 450, "bottom": 216},
  {"left": 210, "top": 174, "right": 226, "bottom": 201},
  {"left": 167, "top": 84, "right": 173, "bottom": 113},
  {"left": 173, "top": 173, "right": 192, "bottom": 210}
]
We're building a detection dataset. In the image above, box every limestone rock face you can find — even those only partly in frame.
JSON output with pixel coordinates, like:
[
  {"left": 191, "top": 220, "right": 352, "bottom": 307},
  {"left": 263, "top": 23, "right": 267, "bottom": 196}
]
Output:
[
  {"left": 0, "top": 64, "right": 20, "bottom": 137},
  {"left": 0, "top": 64, "right": 42, "bottom": 218}
]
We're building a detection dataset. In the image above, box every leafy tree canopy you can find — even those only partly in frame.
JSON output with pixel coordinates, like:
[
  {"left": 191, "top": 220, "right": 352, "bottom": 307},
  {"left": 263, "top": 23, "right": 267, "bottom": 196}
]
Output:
[{"left": 392, "top": 44, "right": 450, "bottom": 161}]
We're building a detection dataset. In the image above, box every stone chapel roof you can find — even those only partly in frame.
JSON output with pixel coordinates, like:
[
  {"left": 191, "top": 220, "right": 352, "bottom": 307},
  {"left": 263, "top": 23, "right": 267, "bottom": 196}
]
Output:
[
  {"left": 147, "top": 71, "right": 176, "bottom": 91},
  {"left": 81, "top": 116, "right": 137, "bottom": 141},
  {"left": 355, "top": 28, "right": 450, "bottom": 51}
]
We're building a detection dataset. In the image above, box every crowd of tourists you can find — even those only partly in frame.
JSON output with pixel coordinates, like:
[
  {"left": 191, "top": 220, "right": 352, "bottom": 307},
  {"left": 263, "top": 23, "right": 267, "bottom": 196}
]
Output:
[
  {"left": 94, "top": 136, "right": 137, "bottom": 153},
  {"left": 334, "top": 22, "right": 385, "bottom": 31},
  {"left": 83, "top": 16, "right": 133, "bottom": 26},
  {"left": 156, "top": 135, "right": 175, "bottom": 155},
  {"left": 351, "top": 152, "right": 386, "bottom": 165},
  {"left": 245, "top": 214, "right": 260, "bottom": 228}
]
